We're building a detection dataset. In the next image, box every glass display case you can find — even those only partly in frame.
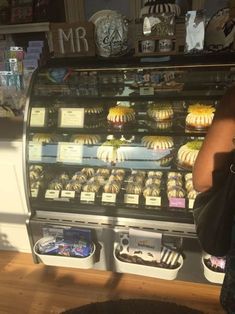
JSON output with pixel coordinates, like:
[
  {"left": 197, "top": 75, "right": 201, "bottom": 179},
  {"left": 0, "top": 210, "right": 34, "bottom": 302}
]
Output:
[{"left": 24, "top": 54, "right": 234, "bottom": 282}]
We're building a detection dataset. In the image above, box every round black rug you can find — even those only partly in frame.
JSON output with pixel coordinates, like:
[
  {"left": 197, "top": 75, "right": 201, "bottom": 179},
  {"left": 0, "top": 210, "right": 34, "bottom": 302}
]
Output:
[{"left": 62, "top": 299, "right": 202, "bottom": 314}]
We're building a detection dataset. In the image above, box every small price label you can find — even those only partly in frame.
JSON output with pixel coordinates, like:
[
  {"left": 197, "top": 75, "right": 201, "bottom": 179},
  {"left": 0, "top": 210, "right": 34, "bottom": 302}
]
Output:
[
  {"left": 30, "top": 107, "right": 46, "bottom": 127},
  {"left": 59, "top": 108, "right": 84, "bottom": 128},
  {"left": 31, "top": 188, "right": 38, "bottom": 198},
  {"left": 169, "top": 197, "right": 186, "bottom": 208},
  {"left": 28, "top": 142, "right": 42, "bottom": 161},
  {"left": 140, "top": 86, "right": 154, "bottom": 96},
  {"left": 188, "top": 199, "right": 195, "bottom": 209},
  {"left": 80, "top": 192, "right": 95, "bottom": 202},
  {"left": 124, "top": 194, "right": 139, "bottom": 205},
  {"left": 102, "top": 193, "right": 116, "bottom": 203},
  {"left": 145, "top": 196, "right": 161, "bottom": 206},
  {"left": 61, "top": 190, "right": 75, "bottom": 199},
  {"left": 57, "top": 142, "right": 83, "bottom": 163},
  {"left": 45, "top": 190, "right": 60, "bottom": 199}
]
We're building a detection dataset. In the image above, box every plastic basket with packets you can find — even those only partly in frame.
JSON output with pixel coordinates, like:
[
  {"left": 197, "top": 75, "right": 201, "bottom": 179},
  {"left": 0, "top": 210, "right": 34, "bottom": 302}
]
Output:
[{"left": 35, "top": 227, "right": 94, "bottom": 258}]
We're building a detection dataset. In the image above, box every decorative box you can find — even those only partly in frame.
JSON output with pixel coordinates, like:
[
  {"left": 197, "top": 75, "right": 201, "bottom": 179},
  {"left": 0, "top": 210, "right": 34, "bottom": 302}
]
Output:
[{"left": 133, "top": 16, "right": 186, "bottom": 56}]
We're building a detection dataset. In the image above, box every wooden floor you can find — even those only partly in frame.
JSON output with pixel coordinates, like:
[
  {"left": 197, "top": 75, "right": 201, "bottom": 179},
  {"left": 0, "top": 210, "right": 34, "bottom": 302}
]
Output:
[{"left": 0, "top": 250, "right": 225, "bottom": 314}]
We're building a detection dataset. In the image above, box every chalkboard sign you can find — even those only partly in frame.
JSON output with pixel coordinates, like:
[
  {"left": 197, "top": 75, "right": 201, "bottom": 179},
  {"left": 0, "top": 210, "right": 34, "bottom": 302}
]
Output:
[{"left": 50, "top": 22, "right": 95, "bottom": 57}]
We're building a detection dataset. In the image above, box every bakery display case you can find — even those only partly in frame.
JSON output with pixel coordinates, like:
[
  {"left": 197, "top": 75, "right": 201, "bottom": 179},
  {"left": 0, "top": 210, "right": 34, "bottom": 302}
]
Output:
[{"left": 24, "top": 54, "right": 234, "bottom": 282}]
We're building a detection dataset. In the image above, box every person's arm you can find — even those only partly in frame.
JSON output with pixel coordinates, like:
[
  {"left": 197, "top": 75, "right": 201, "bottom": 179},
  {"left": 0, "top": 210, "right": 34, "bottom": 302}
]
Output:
[{"left": 193, "top": 87, "right": 235, "bottom": 192}]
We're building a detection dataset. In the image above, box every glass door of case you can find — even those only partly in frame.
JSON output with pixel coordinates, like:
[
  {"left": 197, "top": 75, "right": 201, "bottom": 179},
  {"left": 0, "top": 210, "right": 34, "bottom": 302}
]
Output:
[{"left": 25, "top": 62, "right": 235, "bottom": 224}]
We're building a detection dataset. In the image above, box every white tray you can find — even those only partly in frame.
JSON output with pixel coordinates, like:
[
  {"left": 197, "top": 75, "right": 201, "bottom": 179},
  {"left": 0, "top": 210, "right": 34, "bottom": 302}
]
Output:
[
  {"left": 113, "top": 243, "right": 183, "bottom": 280},
  {"left": 33, "top": 238, "right": 96, "bottom": 269},
  {"left": 202, "top": 254, "right": 225, "bottom": 284}
]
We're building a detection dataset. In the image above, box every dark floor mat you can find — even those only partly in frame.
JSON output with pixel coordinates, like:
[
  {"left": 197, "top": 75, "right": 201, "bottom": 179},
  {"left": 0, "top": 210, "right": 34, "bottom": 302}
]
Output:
[{"left": 61, "top": 298, "right": 203, "bottom": 314}]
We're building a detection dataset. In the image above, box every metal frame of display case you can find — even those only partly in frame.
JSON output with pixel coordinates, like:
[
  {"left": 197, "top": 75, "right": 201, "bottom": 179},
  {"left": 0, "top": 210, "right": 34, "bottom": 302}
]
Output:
[{"left": 23, "top": 53, "right": 234, "bottom": 283}]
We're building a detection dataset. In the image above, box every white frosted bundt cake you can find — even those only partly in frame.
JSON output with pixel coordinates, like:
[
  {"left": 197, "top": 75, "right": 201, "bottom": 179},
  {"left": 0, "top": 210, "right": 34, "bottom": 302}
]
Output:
[
  {"left": 32, "top": 133, "right": 60, "bottom": 143},
  {"left": 71, "top": 134, "right": 101, "bottom": 144},
  {"left": 103, "top": 181, "right": 121, "bottom": 194},
  {"left": 82, "top": 182, "right": 100, "bottom": 193},
  {"left": 96, "top": 168, "right": 110, "bottom": 177},
  {"left": 147, "top": 120, "right": 173, "bottom": 130},
  {"left": 48, "top": 179, "right": 64, "bottom": 190},
  {"left": 71, "top": 171, "right": 87, "bottom": 183},
  {"left": 167, "top": 186, "right": 186, "bottom": 198},
  {"left": 147, "top": 171, "right": 163, "bottom": 178},
  {"left": 143, "top": 184, "right": 161, "bottom": 198},
  {"left": 81, "top": 168, "right": 95, "bottom": 178},
  {"left": 147, "top": 103, "right": 174, "bottom": 121},
  {"left": 177, "top": 140, "right": 203, "bottom": 169},
  {"left": 142, "top": 136, "right": 174, "bottom": 150},
  {"left": 65, "top": 180, "right": 82, "bottom": 192},
  {"left": 97, "top": 140, "right": 126, "bottom": 163},
  {"left": 85, "top": 105, "right": 103, "bottom": 115},
  {"left": 126, "top": 183, "right": 142, "bottom": 195},
  {"left": 187, "top": 189, "right": 199, "bottom": 199}
]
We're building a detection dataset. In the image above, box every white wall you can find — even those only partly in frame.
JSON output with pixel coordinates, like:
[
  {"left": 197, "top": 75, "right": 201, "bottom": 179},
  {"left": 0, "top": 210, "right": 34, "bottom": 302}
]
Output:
[{"left": 0, "top": 141, "right": 31, "bottom": 252}]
